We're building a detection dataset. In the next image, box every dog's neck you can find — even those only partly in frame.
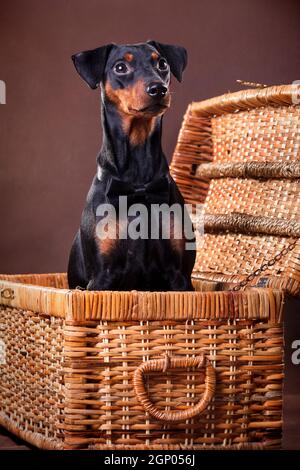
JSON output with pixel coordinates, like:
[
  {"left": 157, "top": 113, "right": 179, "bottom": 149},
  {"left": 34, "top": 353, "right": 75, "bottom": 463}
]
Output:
[{"left": 97, "top": 98, "right": 169, "bottom": 184}]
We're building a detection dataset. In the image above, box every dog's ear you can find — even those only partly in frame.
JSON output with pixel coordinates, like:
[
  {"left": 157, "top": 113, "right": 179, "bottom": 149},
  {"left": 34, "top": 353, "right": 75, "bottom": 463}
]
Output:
[
  {"left": 147, "top": 40, "right": 187, "bottom": 82},
  {"left": 71, "top": 44, "right": 114, "bottom": 89}
]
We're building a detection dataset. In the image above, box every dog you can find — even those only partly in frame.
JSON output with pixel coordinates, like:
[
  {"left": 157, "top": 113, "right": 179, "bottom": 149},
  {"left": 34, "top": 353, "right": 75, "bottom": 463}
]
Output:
[{"left": 68, "top": 41, "right": 195, "bottom": 291}]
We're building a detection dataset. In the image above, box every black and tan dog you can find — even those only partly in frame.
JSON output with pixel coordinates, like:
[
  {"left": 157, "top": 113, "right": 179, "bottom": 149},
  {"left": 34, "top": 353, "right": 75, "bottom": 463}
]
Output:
[{"left": 68, "top": 41, "right": 195, "bottom": 291}]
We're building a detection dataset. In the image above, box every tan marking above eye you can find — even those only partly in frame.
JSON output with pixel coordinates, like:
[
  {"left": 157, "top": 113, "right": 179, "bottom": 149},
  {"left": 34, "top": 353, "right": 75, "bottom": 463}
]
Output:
[
  {"left": 151, "top": 52, "right": 159, "bottom": 60},
  {"left": 124, "top": 53, "right": 134, "bottom": 62}
]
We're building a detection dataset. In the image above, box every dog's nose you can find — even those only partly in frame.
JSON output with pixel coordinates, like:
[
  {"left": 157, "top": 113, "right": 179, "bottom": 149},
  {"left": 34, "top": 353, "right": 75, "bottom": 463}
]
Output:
[{"left": 146, "top": 82, "right": 168, "bottom": 98}]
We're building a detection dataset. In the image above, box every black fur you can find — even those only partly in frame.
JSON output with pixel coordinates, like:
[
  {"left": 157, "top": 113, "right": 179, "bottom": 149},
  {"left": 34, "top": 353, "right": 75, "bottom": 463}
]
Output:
[{"left": 68, "top": 41, "right": 195, "bottom": 291}]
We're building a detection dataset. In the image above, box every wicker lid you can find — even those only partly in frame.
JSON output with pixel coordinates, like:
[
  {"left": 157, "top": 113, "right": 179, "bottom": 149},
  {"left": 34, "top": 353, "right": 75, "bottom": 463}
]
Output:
[{"left": 171, "top": 84, "right": 300, "bottom": 296}]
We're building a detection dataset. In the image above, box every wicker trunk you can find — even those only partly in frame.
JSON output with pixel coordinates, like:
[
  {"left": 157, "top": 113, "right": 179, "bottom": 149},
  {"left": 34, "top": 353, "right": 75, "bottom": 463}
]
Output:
[
  {"left": 1, "top": 84, "right": 299, "bottom": 450},
  {"left": 0, "top": 274, "right": 283, "bottom": 449}
]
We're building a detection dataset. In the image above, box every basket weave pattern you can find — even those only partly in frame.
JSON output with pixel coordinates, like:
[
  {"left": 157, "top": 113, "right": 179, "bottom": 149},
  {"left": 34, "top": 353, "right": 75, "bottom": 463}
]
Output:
[
  {"left": 0, "top": 307, "right": 64, "bottom": 448},
  {"left": 171, "top": 85, "right": 300, "bottom": 295},
  {"left": 0, "top": 274, "right": 283, "bottom": 449}
]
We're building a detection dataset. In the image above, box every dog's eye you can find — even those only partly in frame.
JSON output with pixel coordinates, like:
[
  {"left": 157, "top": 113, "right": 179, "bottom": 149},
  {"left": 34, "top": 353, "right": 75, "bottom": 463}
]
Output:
[
  {"left": 114, "top": 62, "right": 130, "bottom": 75},
  {"left": 157, "top": 58, "right": 168, "bottom": 72}
]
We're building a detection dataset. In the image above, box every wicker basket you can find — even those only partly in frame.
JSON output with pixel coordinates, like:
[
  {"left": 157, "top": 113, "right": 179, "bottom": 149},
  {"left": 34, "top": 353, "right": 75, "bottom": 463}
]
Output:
[
  {"left": 0, "top": 273, "right": 284, "bottom": 450},
  {"left": 171, "top": 84, "right": 300, "bottom": 296}
]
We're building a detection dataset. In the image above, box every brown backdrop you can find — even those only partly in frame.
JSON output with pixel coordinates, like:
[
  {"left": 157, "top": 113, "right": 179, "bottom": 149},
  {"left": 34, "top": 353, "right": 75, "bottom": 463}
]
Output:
[{"left": 1, "top": 0, "right": 300, "bottom": 274}]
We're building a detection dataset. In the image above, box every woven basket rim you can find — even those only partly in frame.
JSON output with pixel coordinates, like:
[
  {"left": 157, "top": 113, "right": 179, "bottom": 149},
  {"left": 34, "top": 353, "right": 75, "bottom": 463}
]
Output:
[
  {"left": 190, "top": 84, "right": 299, "bottom": 117},
  {"left": 0, "top": 273, "right": 284, "bottom": 322}
]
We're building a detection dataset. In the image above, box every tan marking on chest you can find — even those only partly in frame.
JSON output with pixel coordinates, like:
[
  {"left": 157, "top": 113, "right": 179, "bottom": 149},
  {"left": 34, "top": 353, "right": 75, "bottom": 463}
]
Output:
[
  {"left": 95, "top": 219, "right": 128, "bottom": 256},
  {"left": 126, "top": 117, "right": 156, "bottom": 146},
  {"left": 169, "top": 214, "right": 186, "bottom": 253}
]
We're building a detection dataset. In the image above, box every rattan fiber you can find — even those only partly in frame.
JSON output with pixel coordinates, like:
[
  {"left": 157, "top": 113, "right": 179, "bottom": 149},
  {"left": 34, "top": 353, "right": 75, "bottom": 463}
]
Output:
[{"left": 171, "top": 84, "right": 300, "bottom": 295}]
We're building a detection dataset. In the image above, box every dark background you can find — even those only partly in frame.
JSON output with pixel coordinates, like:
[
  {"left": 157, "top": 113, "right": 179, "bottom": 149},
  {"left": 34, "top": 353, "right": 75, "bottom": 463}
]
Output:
[
  {"left": 1, "top": 0, "right": 300, "bottom": 274},
  {"left": 0, "top": 0, "right": 300, "bottom": 449}
]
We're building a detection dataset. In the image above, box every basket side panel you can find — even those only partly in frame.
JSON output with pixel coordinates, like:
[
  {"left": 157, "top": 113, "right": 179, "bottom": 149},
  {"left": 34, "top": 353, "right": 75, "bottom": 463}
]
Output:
[
  {"left": 62, "top": 317, "right": 283, "bottom": 450},
  {"left": 0, "top": 307, "right": 65, "bottom": 449},
  {"left": 204, "top": 178, "right": 300, "bottom": 221}
]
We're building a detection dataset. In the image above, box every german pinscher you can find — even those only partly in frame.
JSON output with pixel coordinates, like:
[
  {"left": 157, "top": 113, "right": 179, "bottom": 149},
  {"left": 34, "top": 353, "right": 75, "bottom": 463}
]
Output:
[{"left": 68, "top": 41, "right": 195, "bottom": 291}]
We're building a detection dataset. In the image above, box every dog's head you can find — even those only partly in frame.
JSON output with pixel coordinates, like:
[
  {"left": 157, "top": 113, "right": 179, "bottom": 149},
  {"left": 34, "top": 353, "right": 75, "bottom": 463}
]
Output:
[{"left": 72, "top": 41, "right": 187, "bottom": 118}]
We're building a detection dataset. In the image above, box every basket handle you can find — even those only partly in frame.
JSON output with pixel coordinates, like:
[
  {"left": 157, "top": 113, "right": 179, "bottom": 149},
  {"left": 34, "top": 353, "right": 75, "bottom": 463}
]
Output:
[{"left": 133, "top": 354, "right": 216, "bottom": 422}]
